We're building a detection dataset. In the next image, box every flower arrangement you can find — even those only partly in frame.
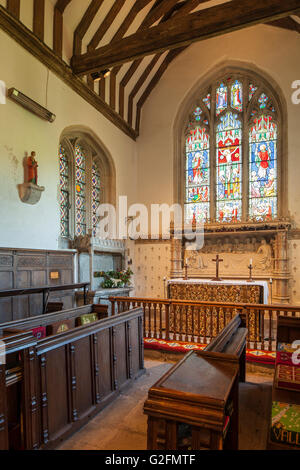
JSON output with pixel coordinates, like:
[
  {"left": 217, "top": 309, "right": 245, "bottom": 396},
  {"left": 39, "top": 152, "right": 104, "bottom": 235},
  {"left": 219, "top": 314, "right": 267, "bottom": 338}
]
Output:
[{"left": 94, "top": 268, "right": 133, "bottom": 289}]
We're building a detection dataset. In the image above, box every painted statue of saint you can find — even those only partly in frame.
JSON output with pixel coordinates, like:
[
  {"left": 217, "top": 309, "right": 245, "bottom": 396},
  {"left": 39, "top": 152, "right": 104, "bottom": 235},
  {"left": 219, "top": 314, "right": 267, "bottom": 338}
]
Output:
[{"left": 27, "top": 152, "right": 38, "bottom": 185}]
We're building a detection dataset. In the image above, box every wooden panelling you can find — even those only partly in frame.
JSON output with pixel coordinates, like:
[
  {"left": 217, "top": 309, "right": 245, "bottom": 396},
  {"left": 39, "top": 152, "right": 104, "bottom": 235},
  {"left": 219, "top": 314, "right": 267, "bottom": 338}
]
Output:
[
  {"left": 74, "top": 337, "right": 94, "bottom": 418},
  {"left": 1, "top": 308, "right": 144, "bottom": 450},
  {"left": 0, "top": 248, "right": 75, "bottom": 322},
  {"left": 115, "top": 323, "right": 128, "bottom": 387},
  {"left": 43, "top": 347, "right": 70, "bottom": 441},
  {"left": 97, "top": 329, "right": 113, "bottom": 399},
  {"left": 0, "top": 365, "right": 8, "bottom": 450}
]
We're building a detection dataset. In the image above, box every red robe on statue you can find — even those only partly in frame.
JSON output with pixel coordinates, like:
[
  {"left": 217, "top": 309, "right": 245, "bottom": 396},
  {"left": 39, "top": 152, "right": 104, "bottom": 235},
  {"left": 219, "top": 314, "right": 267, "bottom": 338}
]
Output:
[{"left": 27, "top": 152, "right": 38, "bottom": 185}]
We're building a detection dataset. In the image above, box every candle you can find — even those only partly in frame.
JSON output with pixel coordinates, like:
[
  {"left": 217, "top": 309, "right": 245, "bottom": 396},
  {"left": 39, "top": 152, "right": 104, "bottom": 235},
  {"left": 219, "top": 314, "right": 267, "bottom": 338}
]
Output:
[{"left": 250, "top": 258, "right": 253, "bottom": 266}]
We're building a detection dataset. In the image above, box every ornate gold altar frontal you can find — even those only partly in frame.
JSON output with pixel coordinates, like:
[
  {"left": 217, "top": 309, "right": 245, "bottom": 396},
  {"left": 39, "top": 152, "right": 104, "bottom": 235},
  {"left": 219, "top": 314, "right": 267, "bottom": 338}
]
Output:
[{"left": 169, "top": 283, "right": 263, "bottom": 342}]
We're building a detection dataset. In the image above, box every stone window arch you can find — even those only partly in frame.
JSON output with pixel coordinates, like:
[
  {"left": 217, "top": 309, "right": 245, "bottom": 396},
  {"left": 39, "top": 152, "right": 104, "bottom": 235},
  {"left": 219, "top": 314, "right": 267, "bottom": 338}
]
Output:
[
  {"left": 59, "top": 128, "right": 116, "bottom": 244},
  {"left": 174, "top": 64, "right": 287, "bottom": 225}
]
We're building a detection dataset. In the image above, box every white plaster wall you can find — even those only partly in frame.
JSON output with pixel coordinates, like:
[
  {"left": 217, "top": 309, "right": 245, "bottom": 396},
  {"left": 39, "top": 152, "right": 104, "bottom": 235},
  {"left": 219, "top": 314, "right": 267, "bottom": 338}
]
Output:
[{"left": 0, "top": 29, "right": 137, "bottom": 250}]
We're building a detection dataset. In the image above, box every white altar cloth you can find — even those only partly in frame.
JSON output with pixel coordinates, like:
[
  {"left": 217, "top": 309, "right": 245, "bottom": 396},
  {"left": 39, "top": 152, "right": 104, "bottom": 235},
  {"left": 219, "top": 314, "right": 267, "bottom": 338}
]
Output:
[{"left": 167, "top": 279, "right": 269, "bottom": 304}]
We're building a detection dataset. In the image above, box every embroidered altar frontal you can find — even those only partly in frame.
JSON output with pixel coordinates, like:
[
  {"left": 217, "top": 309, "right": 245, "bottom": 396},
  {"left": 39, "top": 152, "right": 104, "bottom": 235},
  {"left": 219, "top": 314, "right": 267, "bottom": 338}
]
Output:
[{"left": 168, "top": 282, "right": 264, "bottom": 341}]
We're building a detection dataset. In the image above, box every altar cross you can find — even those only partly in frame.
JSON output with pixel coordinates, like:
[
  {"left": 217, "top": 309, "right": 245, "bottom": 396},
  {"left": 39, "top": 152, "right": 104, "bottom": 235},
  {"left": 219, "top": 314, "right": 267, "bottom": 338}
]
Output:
[{"left": 212, "top": 254, "right": 223, "bottom": 281}]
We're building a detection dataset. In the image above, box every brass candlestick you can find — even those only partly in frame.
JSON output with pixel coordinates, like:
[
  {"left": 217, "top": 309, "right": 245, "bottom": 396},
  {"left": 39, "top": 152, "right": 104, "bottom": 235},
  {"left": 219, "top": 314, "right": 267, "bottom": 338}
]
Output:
[{"left": 247, "top": 264, "right": 254, "bottom": 282}]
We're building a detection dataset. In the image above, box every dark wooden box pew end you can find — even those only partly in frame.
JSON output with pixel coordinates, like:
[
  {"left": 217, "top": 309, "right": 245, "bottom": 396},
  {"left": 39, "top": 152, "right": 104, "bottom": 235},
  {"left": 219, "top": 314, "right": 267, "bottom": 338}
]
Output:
[
  {"left": 144, "top": 314, "right": 248, "bottom": 451},
  {"left": 0, "top": 306, "right": 145, "bottom": 450}
]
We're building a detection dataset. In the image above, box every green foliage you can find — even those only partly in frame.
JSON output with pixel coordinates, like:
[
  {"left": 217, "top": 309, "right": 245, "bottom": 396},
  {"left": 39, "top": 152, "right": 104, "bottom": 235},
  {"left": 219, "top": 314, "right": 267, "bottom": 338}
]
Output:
[{"left": 94, "top": 268, "right": 133, "bottom": 289}]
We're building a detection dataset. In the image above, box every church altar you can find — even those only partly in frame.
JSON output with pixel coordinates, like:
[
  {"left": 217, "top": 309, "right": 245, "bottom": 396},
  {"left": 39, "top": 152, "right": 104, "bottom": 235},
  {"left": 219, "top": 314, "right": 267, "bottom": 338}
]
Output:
[
  {"left": 167, "top": 279, "right": 269, "bottom": 304},
  {"left": 167, "top": 279, "right": 269, "bottom": 342}
]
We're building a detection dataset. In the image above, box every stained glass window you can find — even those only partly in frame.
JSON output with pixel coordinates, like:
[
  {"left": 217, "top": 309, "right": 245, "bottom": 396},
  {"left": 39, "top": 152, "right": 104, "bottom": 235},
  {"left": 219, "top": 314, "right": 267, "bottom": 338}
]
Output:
[
  {"left": 258, "top": 93, "right": 268, "bottom": 109},
  {"left": 216, "top": 83, "right": 228, "bottom": 115},
  {"left": 75, "top": 144, "right": 87, "bottom": 236},
  {"left": 249, "top": 83, "right": 257, "bottom": 101},
  {"left": 249, "top": 115, "right": 277, "bottom": 221},
  {"left": 92, "top": 162, "right": 101, "bottom": 237},
  {"left": 231, "top": 80, "right": 243, "bottom": 112},
  {"left": 185, "top": 127, "right": 210, "bottom": 223},
  {"left": 193, "top": 106, "right": 202, "bottom": 121},
  {"left": 59, "top": 145, "right": 70, "bottom": 238},
  {"left": 203, "top": 94, "right": 211, "bottom": 110},
  {"left": 184, "top": 73, "right": 280, "bottom": 225},
  {"left": 216, "top": 112, "right": 242, "bottom": 223}
]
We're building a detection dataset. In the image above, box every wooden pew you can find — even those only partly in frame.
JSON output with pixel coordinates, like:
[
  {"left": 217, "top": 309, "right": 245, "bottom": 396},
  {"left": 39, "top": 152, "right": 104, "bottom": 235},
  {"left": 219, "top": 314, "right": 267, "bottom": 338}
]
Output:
[
  {"left": 0, "top": 304, "right": 108, "bottom": 337},
  {"left": 0, "top": 283, "right": 90, "bottom": 319},
  {"left": 0, "top": 306, "right": 144, "bottom": 450},
  {"left": 144, "top": 314, "right": 247, "bottom": 450}
]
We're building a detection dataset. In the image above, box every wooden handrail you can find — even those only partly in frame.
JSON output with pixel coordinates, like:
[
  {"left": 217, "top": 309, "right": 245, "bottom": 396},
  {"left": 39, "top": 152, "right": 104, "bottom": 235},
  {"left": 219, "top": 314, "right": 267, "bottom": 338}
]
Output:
[
  {"left": 0, "top": 283, "right": 90, "bottom": 313},
  {"left": 109, "top": 296, "right": 300, "bottom": 352},
  {"left": 109, "top": 296, "right": 300, "bottom": 312}
]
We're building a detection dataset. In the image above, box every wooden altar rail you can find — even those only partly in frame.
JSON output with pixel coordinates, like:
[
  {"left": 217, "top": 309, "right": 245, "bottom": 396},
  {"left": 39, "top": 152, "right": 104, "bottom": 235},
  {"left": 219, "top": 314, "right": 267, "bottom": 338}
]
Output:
[{"left": 109, "top": 297, "right": 300, "bottom": 351}]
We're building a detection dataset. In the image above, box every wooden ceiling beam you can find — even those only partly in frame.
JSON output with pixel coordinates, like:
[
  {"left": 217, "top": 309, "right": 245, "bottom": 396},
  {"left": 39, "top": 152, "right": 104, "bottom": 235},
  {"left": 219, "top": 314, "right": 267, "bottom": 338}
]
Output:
[
  {"left": 73, "top": 0, "right": 105, "bottom": 56},
  {"left": 108, "top": 0, "right": 153, "bottom": 109},
  {"left": 120, "top": 0, "right": 205, "bottom": 90},
  {"left": 6, "top": 0, "right": 20, "bottom": 19},
  {"left": 127, "top": 54, "right": 162, "bottom": 127},
  {"left": 135, "top": 47, "right": 186, "bottom": 133},
  {"left": 88, "top": 0, "right": 126, "bottom": 51},
  {"left": 53, "top": 0, "right": 72, "bottom": 57},
  {"left": 33, "top": 0, "right": 45, "bottom": 41},
  {"left": 72, "top": 0, "right": 300, "bottom": 75},
  {"left": 55, "top": 0, "right": 72, "bottom": 14},
  {"left": 268, "top": 16, "right": 300, "bottom": 33},
  {"left": 122, "top": 0, "right": 211, "bottom": 120}
]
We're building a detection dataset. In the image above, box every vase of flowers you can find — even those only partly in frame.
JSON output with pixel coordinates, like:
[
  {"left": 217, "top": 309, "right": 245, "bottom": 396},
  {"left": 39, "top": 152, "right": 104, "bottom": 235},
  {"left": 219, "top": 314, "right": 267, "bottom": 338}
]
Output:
[{"left": 94, "top": 268, "right": 133, "bottom": 289}]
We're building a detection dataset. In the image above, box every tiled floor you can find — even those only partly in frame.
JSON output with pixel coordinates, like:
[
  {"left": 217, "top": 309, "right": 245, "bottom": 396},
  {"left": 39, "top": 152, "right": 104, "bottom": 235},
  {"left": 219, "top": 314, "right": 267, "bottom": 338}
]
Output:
[{"left": 58, "top": 360, "right": 273, "bottom": 451}]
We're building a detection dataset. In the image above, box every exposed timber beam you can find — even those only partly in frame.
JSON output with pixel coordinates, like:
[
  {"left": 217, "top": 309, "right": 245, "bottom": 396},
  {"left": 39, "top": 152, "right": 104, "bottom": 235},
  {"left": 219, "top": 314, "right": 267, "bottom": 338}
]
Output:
[
  {"left": 73, "top": 0, "right": 105, "bottom": 56},
  {"left": 269, "top": 16, "right": 300, "bottom": 33},
  {"left": 6, "top": 0, "right": 20, "bottom": 19},
  {"left": 53, "top": 0, "right": 72, "bottom": 57},
  {"left": 120, "top": 0, "right": 209, "bottom": 116},
  {"left": 33, "top": 0, "right": 45, "bottom": 41},
  {"left": 72, "top": 0, "right": 300, "bottom": 75},
  {"left": 135, "top": 47, "right": 186, "bottom": 133}
]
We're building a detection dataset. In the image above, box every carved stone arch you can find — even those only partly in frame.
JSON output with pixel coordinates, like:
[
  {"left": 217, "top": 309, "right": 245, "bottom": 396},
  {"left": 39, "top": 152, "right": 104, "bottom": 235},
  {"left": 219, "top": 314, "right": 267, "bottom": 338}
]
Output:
[
  {"left": 60, "top": 125, "right": 116, "bottom": 208},
  {"left": 173, "top": 59, "right": 288, "bottom": 220},
  {"left": 58, "top": 126, "right": 116, "bottom": 244}
]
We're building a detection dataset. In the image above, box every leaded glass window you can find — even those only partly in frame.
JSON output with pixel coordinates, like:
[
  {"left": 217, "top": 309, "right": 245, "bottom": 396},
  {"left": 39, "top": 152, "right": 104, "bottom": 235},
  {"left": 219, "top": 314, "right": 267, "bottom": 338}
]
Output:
[
  {"left": 75, "top": 144, "right": 87, "bottom": 236},
  {"left": 185, "top": 123, "right": 210, "bottom": 223},
  {"left": 184, "top": 71, "right": 281, "bottom": 224},
  {"left": 92, "top": 163, "right": 101, "bottom": 237},
  {"left": 216, "top": 112, "right": 242, "bottom": 222},
  {"left": 249, "top": 115, "right": 277, "bottom": 221},
  {"left": 59, "top": 138, "right": 103, "bottom": 240},
  {"left": 59, "top": 145, "right": 70, "bottom": 237}
]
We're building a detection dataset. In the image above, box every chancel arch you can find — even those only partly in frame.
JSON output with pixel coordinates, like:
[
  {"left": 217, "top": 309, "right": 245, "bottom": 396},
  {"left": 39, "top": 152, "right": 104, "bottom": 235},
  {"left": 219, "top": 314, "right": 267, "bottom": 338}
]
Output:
[
  {"left": 174, "top": 62, "right": 288, "bottom": 223},
  {"left": 58, "top": 127, "right": 116, "bottom": 246}
]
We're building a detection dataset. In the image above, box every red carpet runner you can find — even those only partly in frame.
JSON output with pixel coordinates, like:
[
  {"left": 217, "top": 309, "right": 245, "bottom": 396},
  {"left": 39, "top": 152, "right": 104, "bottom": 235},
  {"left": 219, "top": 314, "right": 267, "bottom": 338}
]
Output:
[{"left": 144, "top": 338, "right": 276, "bottom": 365}]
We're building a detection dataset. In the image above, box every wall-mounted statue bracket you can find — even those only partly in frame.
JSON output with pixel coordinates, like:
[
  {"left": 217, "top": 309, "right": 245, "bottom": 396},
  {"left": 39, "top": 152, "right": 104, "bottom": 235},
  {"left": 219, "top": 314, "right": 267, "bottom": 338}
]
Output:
[{"left": 18, "top": 151, "right": 45, "bottom": 205}]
